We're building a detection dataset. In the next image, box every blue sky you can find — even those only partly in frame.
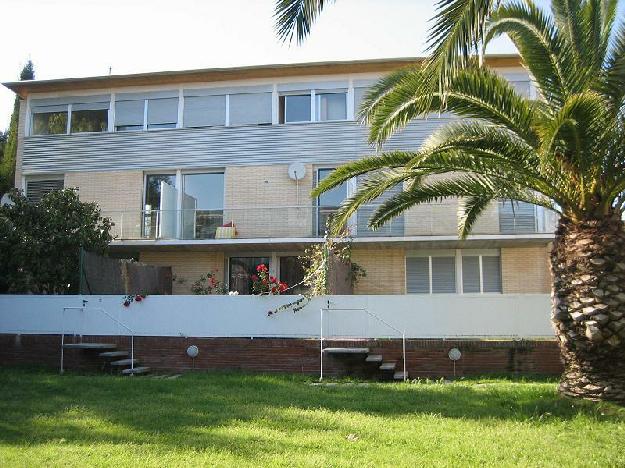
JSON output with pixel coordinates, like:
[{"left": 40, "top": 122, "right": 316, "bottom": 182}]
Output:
[{"left": 0, "top": 0, "right": 619, "bottom": 130}]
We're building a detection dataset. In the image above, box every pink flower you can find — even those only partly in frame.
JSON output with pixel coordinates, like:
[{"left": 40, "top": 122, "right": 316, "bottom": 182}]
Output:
[
  {"left": 135, "top": 295, "right": 143, "bottom": 302},
  {"left": 123, "top": 301, "right": 130, "bottom": 307},
  {"left": 251, "top": 274, "right": 259, "bottom": 282}
]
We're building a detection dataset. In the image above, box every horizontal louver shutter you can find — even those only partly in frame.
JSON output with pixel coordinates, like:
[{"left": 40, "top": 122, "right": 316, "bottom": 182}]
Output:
[
  {"left": 26, "top": 179, "right": 64, "bottom": 203},
  {"left": 499, "top": 201, "right": 536, "bottom": 233},
  {"left": 115, "top": 100, "right": 144, "bottom": 127},
  {"left": 482, "top": 256, "right": 502, "bottom": 293},
  {"left": 431, "top": 256, "right": 456, "bottom": 293},
  {"left": 229, "top": 93, "right": 272, "bottom": 125},
  {"left": 462, "top": 256, "right": 480, "bottom": 293},
  {"left": 147, "top": 98, "right": 178, "bottom": 126},
  {"left": 183, "top": 95, "right": 226, "bottom": 127},
  {"left": 406, "top": 257, "right": 429, "bottom": 294}
]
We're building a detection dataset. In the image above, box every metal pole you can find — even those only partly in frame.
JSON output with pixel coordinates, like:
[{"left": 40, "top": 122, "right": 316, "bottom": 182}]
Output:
[
  {"left": 131, "top": 335, "right": 134, "bottom": 375},
  {"left": 402, "top": 331, "right": 407, "bottom": 382},
  {"left": 319, "top": 308, "right": 323, "bottom": 382}
]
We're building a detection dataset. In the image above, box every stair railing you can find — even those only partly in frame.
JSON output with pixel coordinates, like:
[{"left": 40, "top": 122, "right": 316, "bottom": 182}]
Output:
[
  {"left": 320, "top": 304, "right": 407, "bottom": 382},
  {"left": 61, "top": 304, "right": 135, "bottom": 375}
]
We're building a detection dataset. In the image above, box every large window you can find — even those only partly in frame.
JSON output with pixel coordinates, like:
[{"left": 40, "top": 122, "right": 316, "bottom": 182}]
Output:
[
  {"left": 279, "top": 94, "right": 311, "bottom": 123},
  {"left": 115, "top": 92, "right": 179, "bottom": 132},
  {"left": 32, "top": 109, "right": 67, "bottom": 135},
  {"left": 70, "top": 106, "right": 108, "bottom": 133},
  {"left": 183, "top": 94, "right": 226, "bottom": 128},
  {"left": 407, "top": 250, "right": 502, "bottom": 294},
  {"left": 499, "top": 201, "right": 537, "bottom": 233},
  {"left": 229, "top": 93, "right": 272, "bottom": 126},
  {"left": 279, "top": 256, "right": 306, "bottom": 295},
  {"left": 229, "top": 256, "right": 271, "bottom": 295},
  {"left": 316, "top": 168, "right": 347, "bottom": 235},
  {"left": 143, "top": 174, "right": 176, "bottom": 239},
  {"left": 315, "top": 92, "right": 347, "bottom": 121},
  {"left": 181, "top": 172, "right": 224, "bottom": 239}
]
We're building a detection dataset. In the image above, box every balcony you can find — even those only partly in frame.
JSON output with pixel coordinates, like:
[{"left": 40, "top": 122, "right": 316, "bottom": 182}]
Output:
[{"left": 101, "top": 203, "right": 557, "bottom": 243}]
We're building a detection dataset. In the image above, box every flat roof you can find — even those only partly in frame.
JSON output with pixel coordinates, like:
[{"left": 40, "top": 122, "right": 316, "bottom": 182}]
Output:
[{"left": 2, "top": 54, "right": 521, "bottom": 98}]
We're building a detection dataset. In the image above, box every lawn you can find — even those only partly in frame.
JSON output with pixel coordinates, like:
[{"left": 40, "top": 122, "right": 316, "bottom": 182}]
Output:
[{"left": 0, "top": 369, "right": 623, "bottom": 467}]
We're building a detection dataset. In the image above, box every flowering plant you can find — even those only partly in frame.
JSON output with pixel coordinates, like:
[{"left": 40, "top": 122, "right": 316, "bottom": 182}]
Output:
[
  {"left": 191, "top": 270, "right": 226, "bottom": 295},
  {"left": 251, "top": 264, "right": 288, "bottom": 295},
  {"left": 122, "top": 294, "right": 146, "bottom": 307}
]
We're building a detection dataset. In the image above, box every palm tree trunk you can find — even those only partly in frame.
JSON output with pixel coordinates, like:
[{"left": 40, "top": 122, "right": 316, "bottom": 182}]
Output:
[{"left": 551, "top": 215, "right": 625, "bottom": 403}]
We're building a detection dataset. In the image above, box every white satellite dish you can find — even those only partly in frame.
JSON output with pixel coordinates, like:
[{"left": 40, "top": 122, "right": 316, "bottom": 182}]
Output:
[
  {"left": 0, "top": 193, "right": 14, "bottom": 207},
  {"left": 448, "top": 348, "right": 462, "bottom": 361},
  {"left": 288, "top": 162, "right": 306, "bottom": 181}
]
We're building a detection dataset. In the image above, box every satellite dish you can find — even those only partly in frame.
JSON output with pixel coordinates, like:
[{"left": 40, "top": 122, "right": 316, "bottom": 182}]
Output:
[
  {"left": 0, "top": 193, "right": 14, "bottom": 207},
  {"left": 288, "top": 162, "right": 306, "bottom": 181},
  {"left": 448, "top": 348, "right": 462, "bottom": 361}
]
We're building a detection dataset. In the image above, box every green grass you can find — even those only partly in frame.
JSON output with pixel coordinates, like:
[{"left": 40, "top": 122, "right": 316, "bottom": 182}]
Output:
[{"left": 0, "top": 369, "right": 624, "bottom": 467}]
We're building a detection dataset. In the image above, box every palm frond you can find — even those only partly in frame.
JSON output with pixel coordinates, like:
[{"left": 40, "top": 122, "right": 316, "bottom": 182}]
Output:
[{"left": 274, "top": 0, "right": 332, "bottom": 43}]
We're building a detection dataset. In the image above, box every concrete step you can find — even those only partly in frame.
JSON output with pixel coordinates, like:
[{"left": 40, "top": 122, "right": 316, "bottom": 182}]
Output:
[
  {"left": 324, "top": 347, "right": 370, "bottom": 354},
  {"left": 122, "top": 366, "right": 150, "bottom": 375},
  {"left": 63, "top": 343, "right": 117, "bottom": 350},
  {"left": 365, "top": 354, "right": 383, "bottom": 363},
  {"left": 99, "top": 351, "right": 129, "bottom": 358},
  {"left": 394, "top": 371, "right": 409, "bottom": 380},
  {"left": 110, "top": 358, "right": 138, "bottom": 367},
  {"left": 379, "top": 362, "right": 397, "bottom": 371}
]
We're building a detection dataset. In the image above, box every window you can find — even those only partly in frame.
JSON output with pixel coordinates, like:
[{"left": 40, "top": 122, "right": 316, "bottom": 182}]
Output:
[
  {"left": 407, "top": 255, "right": 456, "bottom": 294},
  {"left": 279, "top": 94, "right": 311, "bottom": 123},
  {"left": 25, "top": 178, "right": 64, "bottom": 203},
  {"left": 147, "top": 98, "right": 178, "bottom": 129},
  {"left": 115, "top": 99, "right": 144, "bottom": 132},
  {"left": 143, "top": 174, "right": 176, "bottom": 238},
  {"left": 32, "top": 107, "right": 67, "bottom": 135},
  {"left": 229, "top": 257, "right": 271, "bottom": 295},
  {"left": 354, "top": 87, "right": 369, "bottom": 116},
  {"left": 461, "top": 254, "right": 501, "bottom": 293},
  {"left": 70, "top": 102, "right": 109, "bottom": 133},
  {"left": 279, "top": 256, "right": 306, "bottom": 295},
  {"left": 315, "top": 92, "right": 346, "bottom": 121},
  {"left": 499, "top": 201, "right": 537, "bottom": 233},
  {"left": 183, "top": 94, "right": 226, "bottom": 128},
  {"left": 229, "top": 93, "right": 272, "bottom": 126},
  {"left": 316, "top": 168, "right": 347, "bottom": 235},
  {"left": 407, "top": 250, "right": 501, "bottom": 294},
  {"left": 181, "top": 173, "right": 224, "bottom": 239}
]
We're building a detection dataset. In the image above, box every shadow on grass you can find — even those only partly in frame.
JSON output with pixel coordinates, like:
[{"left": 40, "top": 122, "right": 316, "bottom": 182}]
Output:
[{"left": 0, "top": 367, "right": 622, "bottom": 454}]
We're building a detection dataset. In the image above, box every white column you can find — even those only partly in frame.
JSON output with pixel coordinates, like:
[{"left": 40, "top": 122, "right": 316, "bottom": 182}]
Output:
[
  {"left": 66, "top": 104, "right": 72, "bottom": 134},
  {"left": 347, "top": 77, "right": 355, "bottom": 121},
  {"left": 225, "top": 95, "right": 230, "bottom": 127},
  {"left": 310, "top": 89, "right": 316, "bottom": 121},
  {"left": 108, "top": 93, "right": 115, "bottom": 132},
  {"left": 271, "top": 84, "right": 279, "bottom": 124},
  {"left": 143, "top": 100, "right": 148, "bottom": 131},
  {"left": 177, "top": 88, "right": 184, "bottom": 128}
]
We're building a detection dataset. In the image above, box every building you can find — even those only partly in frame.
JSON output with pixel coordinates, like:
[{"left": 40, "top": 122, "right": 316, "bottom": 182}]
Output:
[
  {"left": 3, "top": 54, "right": 554, "bottom": 298},
  {"left": 0, "top": 56, "right": 561, "bottom": 377}
]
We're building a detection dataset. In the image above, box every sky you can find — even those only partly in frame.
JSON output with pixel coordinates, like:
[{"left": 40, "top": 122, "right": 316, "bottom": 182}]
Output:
[{"left": 0, "top": 0, "right": 544, "bottom": 130}]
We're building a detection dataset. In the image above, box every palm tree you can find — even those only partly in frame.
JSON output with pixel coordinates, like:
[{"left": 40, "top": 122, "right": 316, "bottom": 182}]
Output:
[{"left": 276, "top": 0, "right": 625, "bottom": 403}]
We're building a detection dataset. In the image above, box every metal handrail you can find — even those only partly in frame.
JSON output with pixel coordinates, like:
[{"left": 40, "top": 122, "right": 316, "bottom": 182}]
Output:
[
  {"left": 60, "top": 305, "right": 135, "bottom": 375},
  {"left": 319, "top": 305, "right": 407, "bottom": 382}
]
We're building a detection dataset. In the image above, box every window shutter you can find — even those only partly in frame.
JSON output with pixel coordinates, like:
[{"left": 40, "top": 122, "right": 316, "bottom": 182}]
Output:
[
  {"left": 26, "top": 179, "right": 64, "bottom": 203},
  {"left": 431, "top": 256, "right": 456, "bottom": 293},
  {"left": 183, "top": 95, "right": 226, "bottom": 127},
  {"left": 316, "top": 92, "right": 346, "bottom": 121},
  {"left": 406, "top": 257, "right": 429, "bottom": 294},
  {"left": 147, "top": 98, "right": 178, "bottom": 126},
  {"left": 115, "top": 100, "right": 144, "bottom": 127},
  {"left": 482, "top": 256, "right": 502, "bottom": 292},
  {"left": 499, "top": 201, "right": 537, "bottom": 233},
  {"left": 72, "top": 101, "right": 109, "bottom": 111},
  {"left": 229, "top": 93, "right": 272, "bottom": 125},
  {"left": 462, "top": 256, "right": 481, "bottom": 293}
]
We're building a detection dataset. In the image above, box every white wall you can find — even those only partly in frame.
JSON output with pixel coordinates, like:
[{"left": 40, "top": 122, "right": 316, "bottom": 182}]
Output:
[{"left": 0, "top": 294, "right": 554, "bottom": 339}]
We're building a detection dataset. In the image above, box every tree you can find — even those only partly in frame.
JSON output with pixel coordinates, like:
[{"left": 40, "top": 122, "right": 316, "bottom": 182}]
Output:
[
  {"left": 277, "top": 0, "right": 625, "bottom": 403},
  {"left": 1, "top": 61, "right": 34, "bottom": 200},
  {"left": 0, "top": 188, "right": 113, "bottom": 294}
]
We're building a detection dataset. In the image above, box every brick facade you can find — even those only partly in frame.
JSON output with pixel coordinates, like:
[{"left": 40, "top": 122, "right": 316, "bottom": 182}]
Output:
[
  {"left": 352, "top": 247, "right": 406, "bottom": 294},
  {"left": 139, "top": 251, "right": 225, "bottom": 294},
  {"left": 501, "top": 245, "right": 551, "bottom": 293},
  {"left": 0, "top": 333, "right": 563, "bottom": 377}
]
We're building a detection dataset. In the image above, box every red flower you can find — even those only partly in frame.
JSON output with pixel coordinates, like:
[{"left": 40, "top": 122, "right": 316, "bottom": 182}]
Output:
[
  {"left": 251, "top": 274, "right": 259, "bottom": 282},
  {"left": 269, "top": 275, "right": 276, "bottom": 283},
  {"left": 123, "top": 301, "right": 130, "bottom": 307},
  {"left": 256, "top": 264, "right": 268, "bottom": 272},
  {"left": 135, "top": 295, "right": 143, "bottom": 302},
  {"left": 279, "top": 282, "right": 288, "bottom": 292}
]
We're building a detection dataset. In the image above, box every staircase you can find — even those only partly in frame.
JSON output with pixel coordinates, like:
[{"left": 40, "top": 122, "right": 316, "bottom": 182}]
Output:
[
  {"left": 323, "top": 347, "right": 407, "bottom": 381},
  {"left": 61, "top": 342, "right": 150, "bottom": 375}
]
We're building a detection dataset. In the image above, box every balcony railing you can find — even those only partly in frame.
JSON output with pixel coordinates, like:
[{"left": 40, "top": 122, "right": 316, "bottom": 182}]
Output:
[{"left": 101, "top": 204, "right": 558, "bottom": 241}]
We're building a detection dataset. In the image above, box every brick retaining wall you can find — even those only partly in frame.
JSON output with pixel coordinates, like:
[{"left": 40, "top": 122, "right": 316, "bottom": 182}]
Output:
[{"left": 0, "top": 334, "right": 563, "bottom": 377}]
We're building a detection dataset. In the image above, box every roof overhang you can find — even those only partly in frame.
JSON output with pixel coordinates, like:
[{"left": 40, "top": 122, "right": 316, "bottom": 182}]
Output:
[{"left": 2, "top": 54, "right": 522, "bottom": 98}]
